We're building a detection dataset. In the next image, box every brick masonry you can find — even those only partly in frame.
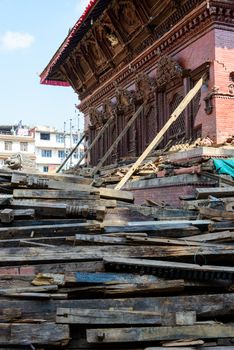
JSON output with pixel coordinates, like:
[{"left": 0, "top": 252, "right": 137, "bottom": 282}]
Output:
[
  {"left": 214, "top": 28, "right": 234, "bottom": 143},
  {"left": 131, "top": 184, "right": 213, "bottom": 208}
]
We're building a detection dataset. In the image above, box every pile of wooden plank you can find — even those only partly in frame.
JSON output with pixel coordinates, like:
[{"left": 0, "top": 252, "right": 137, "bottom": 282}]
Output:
[{"left": 0, "top": 169, "right": 233, "bottom": 349}]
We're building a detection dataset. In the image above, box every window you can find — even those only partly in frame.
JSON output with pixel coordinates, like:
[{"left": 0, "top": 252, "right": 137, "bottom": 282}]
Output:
[
  {"left": 56, "top": 134, "right": 64, "bottom": 143},
  {"left": 4, "top": 141, "right": 12, "bottom": 151},
  {"left": 73, "top": 135, "right": 78, "bottom": 144},
  {"left": 73, "top": 152, "right": 78, "bottom": 159},
  {"left": 40, "top": 132, "right": 50, "bottom": 140},
  {"left": 43, "top": 166, "right": 49, "bottom": 173},
  {"left": 41, "top": 149, "right": 52, "bottom": 157},
  {"left": 20, "top": 142, "right": 28, "bottom": 152},
  {"left": 58, "top": 150, "right": 65, "bottom": 158}
]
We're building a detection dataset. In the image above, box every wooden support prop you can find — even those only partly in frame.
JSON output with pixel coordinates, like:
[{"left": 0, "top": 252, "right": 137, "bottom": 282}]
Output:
[
  {"left": 115, "top": 75, "right": 206, "bottom": 190},
  {"left": 56, "top": 133, "right": 85, "bottom": 173},
  {"left": 92, "top": 104, "right": 144, "bottom": 176},
  {"left": 76, "top": 114, "right": 115, "bottom": 168}
]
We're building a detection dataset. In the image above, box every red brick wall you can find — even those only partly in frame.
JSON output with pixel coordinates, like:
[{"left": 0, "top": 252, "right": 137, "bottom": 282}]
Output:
[
  {"left": 131, "top": 184, "right": 210, "bottom": 208},
  {"left": 214, "top": 28, "right": 234, "bottom": 143},
  {"left": 174, "top": 30, "right": 218, "bottom": 140}
]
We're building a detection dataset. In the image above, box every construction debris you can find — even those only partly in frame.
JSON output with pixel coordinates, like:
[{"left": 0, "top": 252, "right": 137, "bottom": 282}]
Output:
[{"left": 0, "top": 167, "right": 233, "bottom": 349}]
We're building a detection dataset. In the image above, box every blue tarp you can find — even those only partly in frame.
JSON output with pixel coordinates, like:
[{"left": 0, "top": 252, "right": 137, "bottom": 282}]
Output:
[{"left": 213, "top": 158, "right": 234, "bottom": 177}]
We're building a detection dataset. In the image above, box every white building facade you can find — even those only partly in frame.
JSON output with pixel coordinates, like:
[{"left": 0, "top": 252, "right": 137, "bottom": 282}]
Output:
[
  {"left": 0, "top": 126, "right": 35, "bottom": 167},
  {"left": 31, "top": 126, "right": 84, "bottom": 173}
]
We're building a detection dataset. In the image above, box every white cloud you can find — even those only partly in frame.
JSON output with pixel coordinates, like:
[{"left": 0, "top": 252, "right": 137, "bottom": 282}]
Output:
[
  {"left": 0, "top": 31, "right": 35, "bottom": 51},
  {"left": 75, "top": 0, "right": 90, "bottom": 17}
]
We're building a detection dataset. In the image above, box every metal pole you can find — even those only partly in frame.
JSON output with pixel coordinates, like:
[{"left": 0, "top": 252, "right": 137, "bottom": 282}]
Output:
[
  {"left": 69, "top": 118, "right": 73, "bottom": 167},
  {"left": 63, "top": 122, "right": 67, "bottom": 170}
]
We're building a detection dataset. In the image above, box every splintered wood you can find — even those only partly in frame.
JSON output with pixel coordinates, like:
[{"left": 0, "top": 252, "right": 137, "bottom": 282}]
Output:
[{"left": 0, "top": 169, "right": 233, "bottom": 349}]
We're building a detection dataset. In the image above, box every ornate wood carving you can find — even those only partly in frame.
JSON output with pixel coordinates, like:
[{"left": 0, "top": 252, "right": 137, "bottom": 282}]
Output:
[
  {"left": 102, "top": 99, "right": 115, "bottom": 120},
  {"left": 97, "top": 12, "right": 124, "bottom": 55},
  {"left": 113, "top": 0, "right": 142, "bottom": 37},
  {"left": 115, "top": 84, "right": 135, "bottom": 113},
  {"left": 155, "top": 55, "right": 184, "bottom": 90},
  {"left": 89, "top": 107, "right": 104, "bottom": 128},
  {"left": 135, "top": 72, "right": 155, "bottom": 103}
]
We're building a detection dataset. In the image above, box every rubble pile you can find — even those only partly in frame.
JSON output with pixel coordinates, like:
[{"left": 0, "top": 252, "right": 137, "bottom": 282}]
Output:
[{"left": 0, "top": 169, "right": 233, "bottom": 349}]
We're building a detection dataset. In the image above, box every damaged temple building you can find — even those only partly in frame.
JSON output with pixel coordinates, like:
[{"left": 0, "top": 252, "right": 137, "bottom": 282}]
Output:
[{"left": 40, "top": 0, "right": 234, "bottom": 204}]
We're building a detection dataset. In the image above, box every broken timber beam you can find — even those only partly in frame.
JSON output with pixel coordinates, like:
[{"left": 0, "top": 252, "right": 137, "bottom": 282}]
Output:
[
  {"left": 115, "top": 75, "right": 206, "bottom": 190},
  {"left": 92, "top": 104, "right": 144, "bottom": 176}
]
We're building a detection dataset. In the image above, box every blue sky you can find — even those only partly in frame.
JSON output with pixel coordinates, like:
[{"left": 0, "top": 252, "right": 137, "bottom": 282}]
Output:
[{"left": 0, "top": 0, "right": 90, "bottom": 131}]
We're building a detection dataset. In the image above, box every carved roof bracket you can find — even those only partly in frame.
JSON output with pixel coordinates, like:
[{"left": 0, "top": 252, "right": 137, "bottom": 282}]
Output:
[
  {"left": 155, "top": 55, "right": 184, "bottom": 91},
  {"left": 135, "top": 72, "right": 156, "bottom": 103}
]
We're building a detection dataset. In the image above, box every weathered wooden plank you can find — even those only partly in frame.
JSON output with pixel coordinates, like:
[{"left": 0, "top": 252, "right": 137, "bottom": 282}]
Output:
[
  {"left": 0, "top": 308, "right": 22, "bottom": 322},
  {"left": 0, "top": 293, "right": 233, "bottom": 321},
  {"left": 57, "top": 308, "right": 162, "bottom": 325},
  {"left": 196, "top": 187, "right": 234, "bottom": 199},
  {"left": 0, "top": 285, "right": 58, "bottom": 296},
  {"left": 97, "top": 187, "right": 134, "bottom": 202},
  {"left": 0, "top": 222, "right": 100, "bottom": 239},
  {"left": 126, "top": 236, "right": 211, "bottom": 246},
  {"left": 71, "top": 271, "right": 159, "bottom": 284},
  {"left": 0, "top": 323, "right": 69, "bottom": 345},
  {"left": 12, "top": 174, "right": 134, "bottom": 202},
  {"left": 0, "top": 245, "right": 233, "bottom": 265},
  {"left": 199, "top": 207, "right": 234, "bottom": 220},
  {"left": 68, "top": 280, "right": 184, "bottom": 297},
  {"left": 209, "top": 221, "right": 234, "bottom": 232},
  {"left": 0, "top": 261, "right": 104, "bottom": 274},
  {"left": 73, "top": 234, "right": 127, "bottom": 245},
  {"left": 12, "top": 197, "right": 117, "bottom": 208},
  {"left": 13, "top": 189, "right": 100, "bottom": 200},
  {"left": 86, "top": 324, "right": 234, "bottom": 343},
  {"left": 11, "top": 171, "right": 92, "bottom": 185},
  {"left": 104, "top": 220, "right": 211, "bottom": 233},
  {"left": 181, "top": 231, "right": 234, "bottom": 242},
  {"left": 62, "top": 280, "right": 184, "bottom": 297},
  {"left": 104, "top": 258, "right": 234, "bottom": 280}
]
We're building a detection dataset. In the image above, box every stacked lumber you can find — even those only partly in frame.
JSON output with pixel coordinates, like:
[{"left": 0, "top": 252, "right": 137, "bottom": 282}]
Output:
[{"left": 0, "top": 170, "right": 233, "bottom": 349}]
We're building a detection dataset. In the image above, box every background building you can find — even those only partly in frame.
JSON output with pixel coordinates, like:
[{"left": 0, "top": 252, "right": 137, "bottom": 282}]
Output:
[
  {"left": 30, "top": 125, "right": 84, "bottom": 173},
  {"left": 0, "top": 124, "right": 35, "bottom": 168},
  {"left": 0, "top": 123, "right": 84, "bottom": 173}
]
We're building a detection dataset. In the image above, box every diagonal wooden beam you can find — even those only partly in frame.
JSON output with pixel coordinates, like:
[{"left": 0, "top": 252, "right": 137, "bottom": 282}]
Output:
[
  {"left": 92, "top": 104, "right": 145, "bottom": 176},
  {"left": 76, "top": 114, "right": 115, "bottom": 168},
  {"left": 115, "top": 75, "right": 206, "bottom": 190},
  {"left": 56, "top": 134, "right": 85, "bottom": 173}
]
